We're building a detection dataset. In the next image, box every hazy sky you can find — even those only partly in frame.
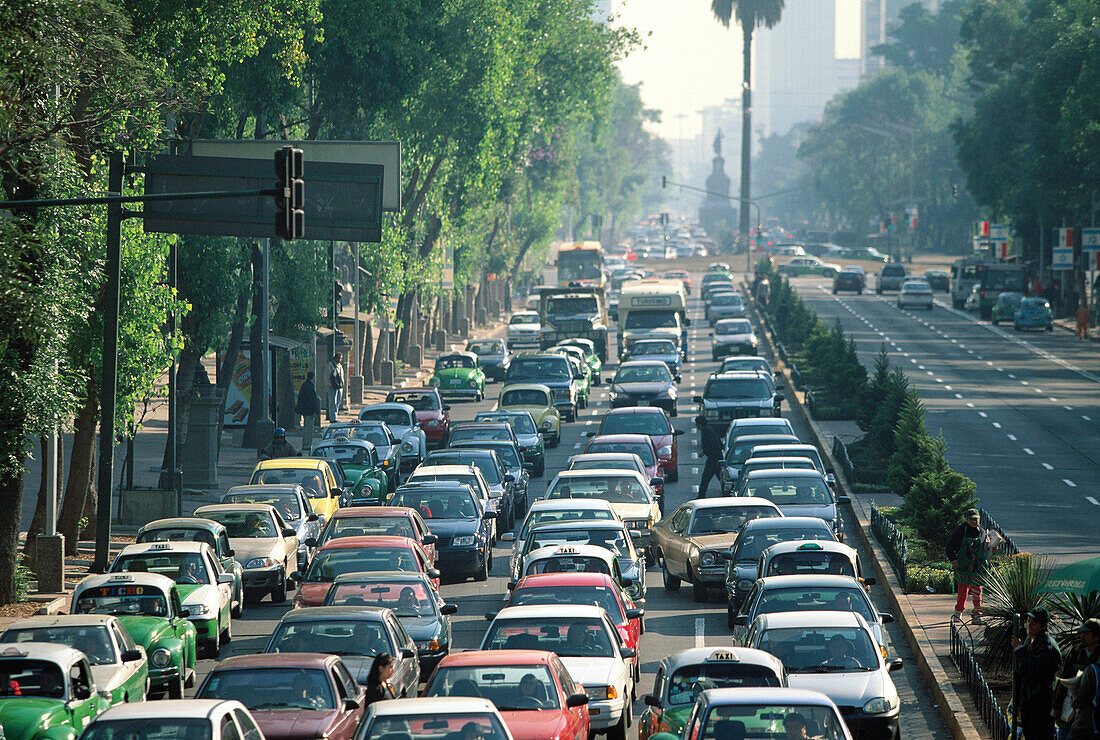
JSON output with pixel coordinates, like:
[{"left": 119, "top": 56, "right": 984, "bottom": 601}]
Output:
[{"left": 613, "top": 0, "right": 863, "bottom": 142}]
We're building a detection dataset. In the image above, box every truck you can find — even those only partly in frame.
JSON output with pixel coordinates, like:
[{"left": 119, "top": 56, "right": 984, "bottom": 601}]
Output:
[
  {"left": 950, "top": 257, "right": 993, "bottom": 309},
  {"left": 617, "top": 279, "right": 690, "bottom": 360},
  {"left": 977, "top": 262, "right": 1028, "bottom": 320},
  {"left": 537, "top": 286, "right": 610, "bottom": 362}
]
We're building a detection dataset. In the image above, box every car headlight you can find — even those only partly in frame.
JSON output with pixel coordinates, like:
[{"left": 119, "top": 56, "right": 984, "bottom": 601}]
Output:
[
  {"left": 657, "top": 445, "right": 672, "bottom": 457},
  {"left": 429, "top": 377, "right": 440, "bottom": 387},
  {"left": 701, "top": 551, "right": 717, "bottom": 566},
  {"left": 469, "top": 378, "right": 479, "bottom": 388},
  {"left": 245, "top": 557, "right": 277, "bottom": 569},
  {"left": 587, "top": 685, "right": 618, "bottom": 700},
  {"left": 737, "top": 578, "right": 754, "bottom": 591},
  {"left": 418, "top": 638, "right": 442, "bottom": 651},
  {"left": 402, "top": 441, "right": 414, "bottom": 452},
  {"left": 541, "top": 420, "right": 553, "bottom": 430},
  {"left": 452, "top": 535, "right": 476, "bottom": 546},
  {"left": 188, "top": 604, "right": 212, "bottom": 617},
  {"left": 863, "top": 697, "right": 895, "bottom": 714},
  {"left": 424, "top": 419, "right": 440, "bottom": 427},
  {"left": 662, "top": 386, "right": 675, "bottom": 396},
  {"left": 150, "top": 648, "right": 172, "bottom": 668}
]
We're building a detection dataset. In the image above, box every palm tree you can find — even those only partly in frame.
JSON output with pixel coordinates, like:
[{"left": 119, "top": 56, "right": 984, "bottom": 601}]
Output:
[{"left": 711, "top": 0, "right": 786, "bottom": 249}]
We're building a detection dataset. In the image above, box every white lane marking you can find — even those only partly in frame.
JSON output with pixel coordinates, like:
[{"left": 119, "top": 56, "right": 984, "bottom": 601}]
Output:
[
  {"left": 1084, "top": 416, "right": 1092, "bottom": 422},
  {"left": 978, "top": 412, "right": 988, "bottom": 418},
  {"left": 585, "top": 419, "right": 595, "bottom": 425},
  {"left": 1064, "top": 406, "right": 1073, "bottom": 411},
  {"left": 1087, "top": 497, "right": 1100, "bottom": 506},
  {"left": 987, "top": 362, "right": 994, "bottom": 366},
  {"left": 1023, "top": 448, "right": 1034, "bottom": 455},
  {"left": 1007, "top": 434, "right": 1017, "bottom": 441},
  {"left": 1064, "top": 479, "right": 1077, "bottom": 487},
  {"left": 910, "top": 358, "right": 917, "bottom": 364},
  {"left": 695, "top": 617, "right": 706, "bottom": 648},
  {"left": 997, "top": 368, "right": 1005, "bottom": 373},
  {"left": 926, "top": 371, "right": 934, "bottom": 376},
  {"left": 918, "top": 365, "right": 925, "bottom": 370},
  {"left": 692, "top": 467, "right": 699, "bottom": 475},
  {"left": 1008, "top": 374, "right": 1016, "bottom": 378},
  {"left": 573, "top": 442, "right": 583, "bottom": 449},
  {"left": 692, "top": 485, "right": 699, "bottom": 492},
  {"left": 992, "top": 422, "right": 1002, "bottom": 428},
  {"left": 1042, "top": 463, "right": 1054, "bottom": 470},
  {"left": 944, "top": 385, "right": 953, "bottom": 390},
  {"left": 966, "top": 402, "right": 975, "bottom": 408},
  {"left": 954, "top": 393, "right": 964, "bottom": 399},
  {"left": 1049, "top": 397, "right": 1058, "bottom": 403}
]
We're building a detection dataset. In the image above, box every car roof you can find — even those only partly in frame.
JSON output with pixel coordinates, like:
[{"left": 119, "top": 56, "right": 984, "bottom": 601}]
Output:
[
  {"left": 762, "top": 540, "right": 857, "bottom": 558},
  {"left": 710, "top": 371, "right": 769, "bottom": 381},
  {"left": 225, "top": 484, "right": 305, "bottom": 497},
  {"left": 743, "top": 456, "right": 816, "bottom": 466},
  {"left": 93, "top": 699, "right": 246, "bottom": 721},
  {"left": 194, "top": 503, "right": 277, "bottom": 516},
  {"left": 316, "top": 535, "right": 416, "bottom": 550},
  {"left": 755, "top": 610, "right": 866, "bottom": 630},
  {"left": 743, "top": 517, "right": 834, "bottom": 531},
  {"left": 602, "top": 406, "right": 666, "bottom": 416},
  {"left": 0, "top": 642, "right": 82, "bottom": 666},
  {"left": 658, "top": 646, "right": 785, "bottom": 674},
  {"left": 700, "top": 687, "right": 838, "bottom": 707},
  {"left": 410, "top": 464, "right": 478, "bottom": 476},
  {"left": 525, "top": 544, "right": 617, "bottom": 564},
  {"left": 331, "top": 570, "right": 431, "bottom": 584},
  {"left": 527, "top": 499, "right": 617, "bottom": 512},
  {"left": 210, "top": 652, "right": 337, "bottom": 671},
  {"left": 439, "top": 351, "right": 479, "bottom": 361},
  {"left": 140, "top": 517, "right": 224, "bottom": 532},
  {"left": 331, "top": 506, "right": 413, "bottom": 519},
  {"left": 371, "top": 696, "right": 500, "bottom": 717},
  {"left": 730, "top": 434, "right": 799, "bottom": 444},
  {"left": 515, "top": 572, "right": 619, "bottom": 589},
  {"left": 500, "top": 383, "right": 553, "bottom": 393},
  {"left": 494, "top": 604, "right": 608, "bottom": 621},
  {"left": 314, "top": 438, "right": 375, "bottom": 448},
  {"left": 74, "top": 572, "right": 177, "bottom": 593},
  {"left": 116, "top": 540, "right": 212, "bottom": 556},
  {"left": 361, "top": 403, "right": 415, "bottom": 413},
  {"left": 529, "top": 520, "right": 628, "bottom": 533},
  {"left": 552, "top": 468, "right": 647, "bottom": 480},
  {"left": 742, "top": 468, "right": 826, "bottom": 481},
  {"left": 278, "top": 605, "right": 391, "bottom": 622},
  {"left": 686, "top": 497, "right": 783, "bottom": 511},
  {"left": 436, "top": 649, "right": 556, "bottom": 668},
  {"left": 255, "top": 458, "right": 329, "bottom": 471},
  {"left": 758, "top": 574, "right": 865, "bottom": 589},
  {"left": 569, "top": 452, "right": 642, "bottom": 462},
  {"left": 7, "top": 614, "right": 118, "bottom": 631},
  {"left": 617, "top": 360, "right": 671, "bottom": 369}
]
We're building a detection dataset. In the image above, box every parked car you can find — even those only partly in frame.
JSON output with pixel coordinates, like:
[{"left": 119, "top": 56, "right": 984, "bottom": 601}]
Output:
[
  {"left": 897, "top": 279, "right": 933, "bottom": 310},
  {"left": 466, "top": 338, "right": 512, "bottom": 382},
  {"left": 1014, "top": 296, "right": 1054, "bottom": 331}
]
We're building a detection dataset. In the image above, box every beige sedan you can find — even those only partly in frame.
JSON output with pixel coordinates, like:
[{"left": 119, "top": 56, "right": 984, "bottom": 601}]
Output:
[{"left": 194, "top": 503, "right": 299, "bottom": 604}]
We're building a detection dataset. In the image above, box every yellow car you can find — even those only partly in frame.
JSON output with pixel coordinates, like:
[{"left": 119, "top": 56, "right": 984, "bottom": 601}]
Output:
[
  {"left": 495, "top": 383, "right": 561, "bottom": 448},
  {"left": 250, "top": 458, "right": 341, "bottom": 525}
]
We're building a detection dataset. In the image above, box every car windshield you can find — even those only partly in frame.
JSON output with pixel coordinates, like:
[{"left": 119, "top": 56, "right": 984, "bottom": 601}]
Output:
[
  {"left": 198, "top": 667, "right": 335, "bottom": 710},
  {"left": 742, "top": 460, "right": 815, "bottom": 478},
  {"left": 467, "top": 341, "right": 503, "bottom": 355},
  {"left": 137, "top": 527, "right": 216, "bottom": 548},
  {"left": 758, "top": 626, "right": 878, "bottom": 672},
  {"left": 252, "top": 469, "right": 327, "bottom": 499},
  {"left": 511, "top": 586, "right": 624, "bottom": 624},
  {"left": 700, "top": 704, "right": 847, "bottom": 740},
  {"left": 624, "top": 311, "right": 678, "bottom": 329},
  {"left": 391, "top": 490, "right": 478, "bottom": 519},
  {"left": 519, "top": 508, "right": 614, "bottom": 539},
  {"left": 325, "top": 580, "right": 435, "bottom": 616},
  {"left": 201, "top": 511, "right": 277, "bottom": 538},
  {"left": 689, "top": 506, "right": 779, "bottom": 535},
  {"left": 463, "top": 444, "right": 520, "bottom": 468},
  {"left": 360, "top": 408, "right": 412, "bottom": 427},
  {"left": 477, "top": 413, "right": 537, "bottom": 435},
  {"left": 0, "top": 658, "right": 66, "bottom": 698},
  {"left": 223, "top": 492, "right": 302, "bottom": 522},
  {"left": 615, "top": 364, "right": 672, "bottom": 383},
  {"left": 586, "top": 441, "right": 656, "bottom": 466},
  {"left": 422, "top": 456, "right": 500, "bottom": 485},
  {"left": 510, "top": 314, "right": 539, "bottom": 325},
  {"left": 324, "top": 425, "right": 391, "bottom": 445},
  {"left": 547, "top": 476, "right": 650, "bottom": 504},
  {"left": 599, "top": 413, "right": 670, "bottom": 436},
  {"left": 449, "top": 427, "right": 511, "bottom": 443},
  {"left": 526, "top": 554, "right": 612, "bottom": 576},
  {"left": 726, "top": 438, "right": 796, "bottom": 464},
  {"left": 570, "top": 458, "right": 641, "bottom": 474},
  {"left": 390, "top": 393, "right": 441, "bottom": 410},
  {"left": 721, "top": 359, "right": 770, "bottom": 374},
  {"left": 707, "top": 378, "right": 770, "bottom": 400},
  {"left": 743, "top": 477, "right": 833, "bottom": 505},
  {"left": 312, "top": 444, "right": 375, "bottom": 465},
  {"left": 81, "top": 720, "right": 212, "bottom": 740},
  {"left": 752, "top": 448, "right": 823, "bottom": 471},
  {"left": 425, "top": 664, "right": 560, "bottom": 710},
  {"left": 998, "top": 292, "right": 1023, "bottom": 306},
  {"left": 483, "top": 618, "right": 614, "bottom": 657},
  {"left": 546, "top": 297, "right": 598, "bottom": 314},
  {"left": 766, "top": 550, "right": 855, "bottom": 578},
  {"left": 501, "top": 389, "right": 551, "bottom": 406},
  {"left": 268, "top": 620, "right": 393, "bottom": 657},
  {"left": 631, "top": 340, "right": 676, "bottom": 355},
  {"left": 3, "top": 626, "right": 116, "bottom": 665},
  {"left": 509, "top": 358, "right": 570, "bottom": 380},
  {"left": 112, "top": 552, "right": 210, "bottom": 585},
  {"left": 732, "top": 527, "right": 834, "bottom": 563},
  {"left": 325, "top": 516, "right": 416, "bottom": 540},
  {"left": 366, "top": 714, "right": 510, "bottom": 740},
  {"left": 1021, "top": 298, "right": 1050, "bottom": 310},
  {"left": 757, "top": 587, "right": 874, "bottom": 621},
  {"left": 305, "top": 547, "right": 418, "bottom": 581},
  {"left": 74, "top": 584, "right": 170, "bottom": 618},
  {"left": 716, "top": 319, "right": 752, "bottom": 334},
  {"left": 526, "top": 526, "right": 630, "bottom": 555},
  {"left": 712, "top": 294, "right": 741, "bottom": 305},
  {"left": 666, "top": 663, "right": 782, "bottom": 706},
  {"left": 409, "top": 473, "right": 482, "bottom": 494},
  {"left": 438, "top": 355, "right": 475, "bottom": 369}
]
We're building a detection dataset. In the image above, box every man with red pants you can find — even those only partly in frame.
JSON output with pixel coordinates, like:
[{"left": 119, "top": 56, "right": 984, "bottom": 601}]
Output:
[{"left": 945, "top": 508, "right": 990, "bottom": 623}]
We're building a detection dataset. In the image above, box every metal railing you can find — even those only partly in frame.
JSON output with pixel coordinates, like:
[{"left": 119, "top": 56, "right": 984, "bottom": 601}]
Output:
[
  {"left": 950, "top": 621, "right": 1012, "bottom": 740},
  {"left": 870, "top": 502, "right": 908, "bottom": 590},
  {"left": 980, "top": 508, "right": 1019, "bottom": 557}
]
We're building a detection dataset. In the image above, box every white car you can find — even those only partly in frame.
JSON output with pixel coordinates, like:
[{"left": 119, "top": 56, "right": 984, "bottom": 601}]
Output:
[
  {"left": 507, "top": 311, "right": 542, "bottom": 346},
  {"left": 108, "top": 541, "right": 235, "bottom": 658},
  {"left": 664, "top": 687, "right": 853, "bottom": 740},
  {"left": 1, "top": 615, "right": 148, "bottom": 703},
  {"left": 745, "top": 611, "right": 902, "bottom": 740},
  {"left": 360, "top": 697, "right": 514, "bottom": 740},
  {"left": 193, "top": 503, "right": 299, "bottom": 605},
  {"left": 541, "top": 469, "right": 661, "bottom": 546},
  {"left": 897, "top": 279, "right": 933, "bottom": 310},
  {"left": 503, "top": 498, "right": 620, "bottom": 580},
  {"left": 712, "top": 318, "right": 758, "bottom": 360},
  {"left": 82, "top": 699, "right": 266, "bottom": 740},
  {"left": 481, "top": 605, "right": 635, "bottom": 737},
  {"left": 358, "top": 402, "right": 427, "bottom": 472}
]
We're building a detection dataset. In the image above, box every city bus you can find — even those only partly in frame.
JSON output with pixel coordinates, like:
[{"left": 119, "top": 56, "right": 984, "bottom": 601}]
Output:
[
  {"left": 950, "top": 257, "right": 992, "bottom": 308},
  {"left": 557, "top": 241, "right": 604, "bottom": 287}
]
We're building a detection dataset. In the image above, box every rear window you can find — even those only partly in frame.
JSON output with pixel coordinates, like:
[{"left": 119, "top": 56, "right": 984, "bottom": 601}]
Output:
[{"left": 882, "top": 265, "right": 907, "bottom": 277}]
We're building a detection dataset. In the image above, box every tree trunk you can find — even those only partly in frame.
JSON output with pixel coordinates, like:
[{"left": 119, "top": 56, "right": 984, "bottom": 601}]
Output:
[
  {"left": 276, "top": 354, "right": 296, "bottom": 430},
  {"left": 242, "top": 242, "right": 265, "bottom": 447},
  {"left": 157, "top": 337, "right": 200, "bottom": 490},
  {"left": 396, "top": 291, "right": 416, "bottom": 362},
  {"left": 57, "top": 380, "right": 98, "bottom": 556},
  {"left": 0, "top": 466, "right": 26, "bottom": 603},
  {"left": 510, "top": 234, "right": 538, "bottom": 281},
  {"left": 217, "top": 265, "right": 251, "bottom": 390},
  {"left": 372, "top": 327, "right": 387, "bottom": 378},
  {"left": 361, "top": 321, "right": 374, "bottom": 385},
  {"left": 738, "top": 23, "right": 754, "bottom": 242}
]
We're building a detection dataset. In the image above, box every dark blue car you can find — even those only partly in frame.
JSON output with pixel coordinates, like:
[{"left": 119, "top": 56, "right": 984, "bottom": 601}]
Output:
[{"left": 389, "top": 481, "right": 496, "bottom": 582}]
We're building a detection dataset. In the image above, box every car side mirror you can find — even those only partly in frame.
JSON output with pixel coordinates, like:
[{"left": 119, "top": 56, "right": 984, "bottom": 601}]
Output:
[
  {"left": 422, "top": 534, "right": 438, "bottom": 545},
  {"left": 120, "top": 649, "right": 143, "bottom": 663},
  {"left": 178, "top": 609, "right": 190, "bottom": 618},
  {"left": 500, "top": 532, "right": 515, "bottom": 542},
  {"left": 304, "top": 538, "right": 318, "bottom": 549},
  {"left": 836, "top": 495, "right": 851, "bottom": 505},
  {"left": 574, "top": 372, "right": 584, "bottom": 379},
  {"left": 441, "top": 603, "right": 458, "bottom": 615},
  {"left": 825, "top": 472, "right": 836, "bottom": 486},
  {"left": 567, "top": 693, "right": 590, "bottom": 708},
  {"left": 443, "top": 405, "right": 451, "bottom": 411},
  {"left": 503, "top": 473, "right": 515, "bottom": 483},
  {"left": 522, "top": 461, "right": 534, "bottom": 470},
  {"left": 718, "top": 551, "right": 732, "bottom": 561},
  {"left": 626, "top": 608, "right": 644, "bottom": 619},
  {"left": 227, "top": 549, "right": 235, "bottom": 557},
  {"left": 282, "top": 528, "right": 296, "bottom": 538},
  {"left": 675, "top": 374, "right": 682, "bottom": 383},
  {"left": 683, "top": 318, "right": 691, "bottom": 326},
  {"left": 485, "top": 611, "right": 500, "bottom": 621},
  {"left": 428, "top": 568, "right": 441, "bottom": 580},
  {"left": 345, "top": 698, "right": 360, "bottom": 712},
  {"left": 620, "top": 577, "right": 634, "bottom": 587},
  {"left": 307, "top": 513, "right": 319, "bottom": 522},
  {"left": 621, "top": 647, "right": 637, "bottom": 659},
  {"left": 217, "top": 573, "right": 235, "bottom": 585},
  {"left": 775, "top": 392, "right": 785, "bottom": 401},
  {"left": 880, "top": 612, "right": 895, "bottom": 624},
  {"left": 583, "top": 431, "right": 595, "bottom": 437},
  {"left": 673, "top": 429, "right": 685, "bottom": 436},
  {"left": 643, "top": 694, "right": 661, "bottom": 707},
  {"left": 863, "top": 577, "right": 877, "bottom": 586},
  {"left": 629, "top": 530, "right": 642, "bottom": 540},
  {"left": 650, "top": 477, "right": 664, "bottom": 487},
  {"left": 692, "top": 395, "right": 703, "bottom": 403},
  {"left": 733, "top": 615, "right": 749, "bottom": 627},
  {"left": 330, "top": 488, "right": 341, "bottom": 498},
  {"left": 888, "top": 658, "right": 904, "bottom": 672},
  {"left": 483, "top": 511, "right": 497, "bottom": 520},
  {"left": 400, "top": 648, "right": 416, "bottom": 659}
]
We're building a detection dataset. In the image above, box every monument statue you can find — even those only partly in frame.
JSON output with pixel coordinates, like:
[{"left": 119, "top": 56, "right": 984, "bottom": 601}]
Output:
[{"left": 699, "top": 130, "right": 737, "bottom": 251}]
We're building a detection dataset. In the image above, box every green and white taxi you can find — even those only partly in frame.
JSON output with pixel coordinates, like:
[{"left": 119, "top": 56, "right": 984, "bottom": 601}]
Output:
[
  {"left": 556, "top": 338, "right": 602, "bottom": 385},
  {"left": 430, "top": 351, "right": 486, "bottom": 401},
  {"left": 0, "top": 642, "right": 113, "bottom": 740},
  {"left": 136, "top": 517, "right": 244, "bottom": 618},
  {"left": 71, "top": 572, "right": 197, "bottom": 699},
  {"left": 108, "top": 542, "right": 234, "bottom": 659},
  {"left": 1, "top": 616, "right": 147, "bottom": 705}
]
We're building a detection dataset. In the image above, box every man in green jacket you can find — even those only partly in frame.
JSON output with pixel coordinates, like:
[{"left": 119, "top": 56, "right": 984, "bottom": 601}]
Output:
[{"left": 945, "top": 508, "right": 989, "bottom": 623}]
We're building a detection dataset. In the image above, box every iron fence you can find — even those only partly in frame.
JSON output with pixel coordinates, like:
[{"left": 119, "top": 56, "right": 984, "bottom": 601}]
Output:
[
  {"left": 950, "top": 621, "right": 1012, "bottom": 740},
  {"left": 870, "top": 502, "right": 908, "bottom": 590},
  {"left": 980, "top": 508, "right": 1019, "bottom": 557}
]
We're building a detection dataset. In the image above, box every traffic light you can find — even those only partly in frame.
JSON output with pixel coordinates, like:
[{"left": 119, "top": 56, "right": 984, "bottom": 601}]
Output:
[
  {"left": 275, "top": 146, "right": 304, "bottom": 240},
  {"left": 662, "top": 175, "right": 667, "bottom": 188}
]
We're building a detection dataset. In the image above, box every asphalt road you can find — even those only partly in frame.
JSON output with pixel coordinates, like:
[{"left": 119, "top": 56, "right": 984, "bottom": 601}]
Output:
[
  {"left": 190, "top": 265, "right": 951, "bottom": 740},
  {"left": 787, "top": 275, "right": 1100, "bottom": 561}
]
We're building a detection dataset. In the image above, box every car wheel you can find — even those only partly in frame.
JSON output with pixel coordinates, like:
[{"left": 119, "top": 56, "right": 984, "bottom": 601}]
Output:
[
  {"left": 231, "top": 585, "right": 243, "bottom": 618},
  {"left": 167, "top": 673, "right": 184, "bottom": 700},
  {"left": 608, "top": 704, "right": 629, "bottom": 740},
  {"left": 662, "top": 558, "right": 681, "bottom": 592},
  {"left": 534, "top": 461, "right": 545, "bottom": 477},
  {"left": 727, "top": 601, "right": 738, "bottom": 629},
  {"left": 271, "top": 569, "right": 288, "bottom": 603},
  {"left": 220, "top": 615, "right": 232, "bottom": 645},
  {"left": 691, "top": 570, "right": 706, "bottom": 603},
  {"left": 666, "top": 466, "right": 678, "bottom": 483},
  {"left": 474, "top": 551, "right": 489, "bottom": 582}
]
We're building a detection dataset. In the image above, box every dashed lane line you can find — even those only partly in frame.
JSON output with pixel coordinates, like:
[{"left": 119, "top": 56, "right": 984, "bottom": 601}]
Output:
[
  {"left": 1042, "top": 463, "right": 1054, "bottom": 470},
  {"left": 1064, "top": 479, "right": 1077, "bottom": 487}
]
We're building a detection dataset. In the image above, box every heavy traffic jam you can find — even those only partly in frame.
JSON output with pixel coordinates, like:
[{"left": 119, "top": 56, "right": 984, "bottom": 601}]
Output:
[{"left": 0, "top": 226, "right": 906, "bottom": 740}]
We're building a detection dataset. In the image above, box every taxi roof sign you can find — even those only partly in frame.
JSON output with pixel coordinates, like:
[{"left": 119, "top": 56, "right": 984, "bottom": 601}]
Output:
[
  {"left": 708, "top": 650, "right": 741, "bottom": 662},
  {"left": 107, "top": 574, "right": 134, "bottom": 581},
  {"left": 0, "top": 647, "right": 28, "bottom": 657},
  {"left": 556, "top": 546, "right": 579, "bottom": 555},
  {"left": 797, "top": 542, "right": 824, "bottom": 550},
  {"left": 149, "top": 543, "right": 173, "bottom": 550}
]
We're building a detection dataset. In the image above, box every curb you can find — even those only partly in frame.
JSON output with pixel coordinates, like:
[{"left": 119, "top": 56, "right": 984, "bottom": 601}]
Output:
[
  {"left": 746, "top": 283, "right": 985, "bottom": 740},
  {"left": 32, "top": 595, "right": 68, "bottom": 615}
]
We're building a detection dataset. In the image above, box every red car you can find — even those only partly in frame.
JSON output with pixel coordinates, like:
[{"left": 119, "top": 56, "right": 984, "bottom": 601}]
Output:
[
  {"left": 663, "top": 270, "right": 692, "bottom": 294},
  {"left": 423, "top": 650, "right": 590, "bottom": 740},
  {"left": 196, "top": 653, "right": 366, "bottom": 740},
  {"left": 583, "top": 433, "right": 666, "bottom": 498},
  {"left": 316, "top": 506, "right": 438, "bottom": 566},
  {"left": 295, "top": 535, "right": 439, "bottom": 607},
  {"left": 506, "top": 572, "right": 644, "bottom": 680},
  {"left": 595, "top": 407, "right": 684, "bottom": 482},
  {"left": 386, "top": 388, "right": 450, "bottom": 447}
]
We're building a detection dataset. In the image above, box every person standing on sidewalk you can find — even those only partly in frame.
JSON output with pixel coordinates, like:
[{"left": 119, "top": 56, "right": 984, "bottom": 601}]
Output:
[
  {"left": 326, "top": 353, "right": 344, "bottom": 422},
  {"left": 696, "top": 415, "right": 722, "bottom": 498},
  {"left": 1013, "top": 607, "right": 1062, "bottom": 740},
  {"left": 296, "top": 371, "right": 321, "bottom": 450},
  {"left": 1070, "top": 624, "right": 1100, "bottom": 740},
  {"left": 945, "top": 508, "right": 990, "bottom": 623},
  {"left": 1055, "top": 619, "right": 1100, "bottom": 740},
  {"left": 1077, "top": 303, "right": 1091, "bottom": 340}
]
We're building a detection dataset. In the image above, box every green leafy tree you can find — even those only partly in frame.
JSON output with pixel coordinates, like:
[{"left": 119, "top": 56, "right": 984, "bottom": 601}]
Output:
[
  {"left": 903, "top": 437, "right": 977, "bottom": 543},
  {"left": 887, "top": 391, "right": 932, "bottom": 497}
]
